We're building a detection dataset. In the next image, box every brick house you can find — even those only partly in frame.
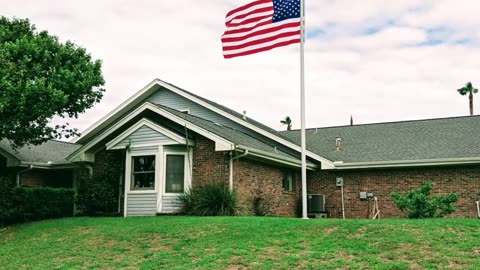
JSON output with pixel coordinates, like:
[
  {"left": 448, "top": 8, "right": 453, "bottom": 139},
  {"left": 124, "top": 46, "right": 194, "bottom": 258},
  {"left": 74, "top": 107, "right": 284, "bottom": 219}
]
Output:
[
  {"left": 2, "top": 78, "right": 479, "bottom": 218},
  {"left": 0, "top": 139, "right": 79, "bottom": 188}
]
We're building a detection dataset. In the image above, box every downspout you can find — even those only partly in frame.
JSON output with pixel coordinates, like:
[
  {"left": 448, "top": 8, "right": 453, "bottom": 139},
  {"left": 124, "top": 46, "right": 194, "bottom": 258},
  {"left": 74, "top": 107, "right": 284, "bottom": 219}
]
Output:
[
  {"left": 16, "top": 165, "right": 33, "bottom": 186},
  {"left": 85, "top": 164, "right": 93, "bottom": 177},
  {"left": 476, "top": 201, "right": 480, "bottom": 218},
  {"left": 229, "top": 150, "right": 249, "bottom": 192}
]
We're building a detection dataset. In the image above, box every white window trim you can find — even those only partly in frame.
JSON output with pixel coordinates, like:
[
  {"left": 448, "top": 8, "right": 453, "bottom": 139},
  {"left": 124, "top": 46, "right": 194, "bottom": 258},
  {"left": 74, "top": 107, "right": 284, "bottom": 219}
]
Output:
[
  {"left": 161, "top": 146, "right": 192, "bottom": 196},
  {"left": 125, "top": 150, "right": 159, "bottom": 194}
]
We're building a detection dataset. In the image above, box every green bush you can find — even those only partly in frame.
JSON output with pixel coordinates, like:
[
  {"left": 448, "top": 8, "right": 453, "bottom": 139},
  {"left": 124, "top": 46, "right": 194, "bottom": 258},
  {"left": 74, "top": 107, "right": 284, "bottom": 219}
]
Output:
[
  {"left": 0, "top": 176, "right": 74, "bottom": 226},
  {"left": 178, "top": 184, "right": 238, "bottom": 216},
  {"left": 391, "top": 182, "right": 459, "bottom": 218},
  {"left": 75, "top": 173, "right": 119, "bottom": 215}
]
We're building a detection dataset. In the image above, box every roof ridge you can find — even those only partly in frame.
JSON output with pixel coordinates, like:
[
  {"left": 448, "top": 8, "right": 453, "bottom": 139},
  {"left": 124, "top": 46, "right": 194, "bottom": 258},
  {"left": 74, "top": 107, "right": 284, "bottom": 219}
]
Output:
[{"left": 282, "top": 115, "right": 480, "bottom": 132}]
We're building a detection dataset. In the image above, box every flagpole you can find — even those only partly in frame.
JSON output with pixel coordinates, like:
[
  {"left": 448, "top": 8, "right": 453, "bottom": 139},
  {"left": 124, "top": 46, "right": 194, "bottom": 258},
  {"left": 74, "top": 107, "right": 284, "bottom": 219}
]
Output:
[{"left": 300, "top": 0, "right": 308, "bottom": 219}]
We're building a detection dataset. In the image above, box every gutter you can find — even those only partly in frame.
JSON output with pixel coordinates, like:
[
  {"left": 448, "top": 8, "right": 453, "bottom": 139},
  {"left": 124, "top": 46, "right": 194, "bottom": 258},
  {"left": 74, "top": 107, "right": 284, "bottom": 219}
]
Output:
[
  {"left": 237, "top": 145, "right": 317, "bottom": 170},
  {"left": 331, "top": 157, "right": 480, "bottom": 170}
]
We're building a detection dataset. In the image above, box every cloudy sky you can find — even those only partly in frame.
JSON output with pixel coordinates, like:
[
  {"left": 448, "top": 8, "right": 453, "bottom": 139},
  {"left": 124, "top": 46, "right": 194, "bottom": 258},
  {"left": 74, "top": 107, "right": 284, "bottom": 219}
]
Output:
[{"left": 2, "top": 0, "right": 480, "bottom": 134}]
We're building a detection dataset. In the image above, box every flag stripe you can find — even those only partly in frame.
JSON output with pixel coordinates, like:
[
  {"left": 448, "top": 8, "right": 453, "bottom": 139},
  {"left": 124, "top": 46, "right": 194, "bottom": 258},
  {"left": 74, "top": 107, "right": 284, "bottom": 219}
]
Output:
[
  {"left": 225, "top": 0, "right": 271, "bottom": 23},
  {"left": 226, "top": 7, "right": 273, "bottom": 27},
  {"left": 227, "top": 13, "right": 273, "bottom": 28},
  {"left": 223, "top": 18, "right": 272, "bottom": 35},
  {"left": 222, "top": 21, "right": 300, "bottom": 42},
  {"left": 224, "top": 38, "right": 301, "bottom": 59},
  {"left": 223, "top": 30, "right": 300, "bottom": 51}
]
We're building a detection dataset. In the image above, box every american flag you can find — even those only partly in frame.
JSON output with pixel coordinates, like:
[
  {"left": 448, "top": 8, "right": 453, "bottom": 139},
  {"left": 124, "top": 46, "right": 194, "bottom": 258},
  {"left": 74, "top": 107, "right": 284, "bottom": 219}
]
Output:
[{"left": 222, "top": 0, "right": 301, "bottom": 59}]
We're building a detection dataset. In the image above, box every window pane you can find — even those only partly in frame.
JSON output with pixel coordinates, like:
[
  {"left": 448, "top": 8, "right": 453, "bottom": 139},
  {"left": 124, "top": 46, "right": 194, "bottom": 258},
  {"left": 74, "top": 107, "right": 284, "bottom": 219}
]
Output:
[
  {"left": 131, "top": 155, "right": 155, "bottom": 190},
  {"left": 166, "top": 155, "right": 185, "bottom": 193},
  {"left": 133, "top": 155, "right": 155, "bottom": 172},
  {"left": 283, "top": 171, "right": 293, "bottom": 192},
  {"left": 132, "top": 172, "right": 155, "bottom": 190}
]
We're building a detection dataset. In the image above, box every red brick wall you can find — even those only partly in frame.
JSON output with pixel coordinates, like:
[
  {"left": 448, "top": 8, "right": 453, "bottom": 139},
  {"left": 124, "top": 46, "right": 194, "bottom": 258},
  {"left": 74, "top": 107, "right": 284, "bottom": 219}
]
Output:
[
  {"left": 93, "top": 149, "right": 125, "bottom": 178},
  {"left": 191, "top": 135, "right": 300, "bottom": 216},
  {"left": 192, "top": 136, "right": 230, "bottom": 186},
  {"left": 233, "top": 159, "right": 300, "bottom": 217},
  {"left": 308, "top": 166, "right": 480, "bottom": 218},
  {"left": 20, "top": 168, "right": 74, "bottom": 187}
]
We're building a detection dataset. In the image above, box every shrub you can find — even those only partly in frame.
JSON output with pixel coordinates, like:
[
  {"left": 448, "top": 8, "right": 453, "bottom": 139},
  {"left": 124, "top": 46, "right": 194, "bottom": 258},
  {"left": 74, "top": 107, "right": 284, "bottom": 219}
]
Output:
[
  {"left": 75, "top": 172, "right": 119, "bottom": 215},
  {"left": 391, "top": 182, "right": 459, "bottom": 218},
  {"left": 0, "top": 180, "right": 74, "bottom": 226},
  {"left": 178, "top": 184, "right": 238, "bottom": 216}
]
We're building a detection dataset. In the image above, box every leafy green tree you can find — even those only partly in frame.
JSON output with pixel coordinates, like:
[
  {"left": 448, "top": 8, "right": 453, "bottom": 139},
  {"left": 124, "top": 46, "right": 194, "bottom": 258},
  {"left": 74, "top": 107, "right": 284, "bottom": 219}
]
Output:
[
  {"left": 0, "top": 17, "right": 105, "bottom": 147},
  {"left": 457, "top": 82, "right": 478, "bottom": 116},
  {"left": 391, "top": 182, "right": 459, "bottom": 218},
  {"left": 280, "top": 116, "right": 292, "bottom": 131}
]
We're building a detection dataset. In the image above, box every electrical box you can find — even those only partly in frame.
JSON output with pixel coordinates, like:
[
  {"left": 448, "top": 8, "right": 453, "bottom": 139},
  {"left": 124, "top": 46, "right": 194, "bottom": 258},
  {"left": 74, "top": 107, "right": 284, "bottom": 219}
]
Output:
[
  {"left": 360, "top": 192, "right": 367, "bottom": 200},
  {"left": 336, "top": 177, "right": 344, "bottom": 187},
  {"left": 367, "top": 192, "right": 374, "bottom": 198}
]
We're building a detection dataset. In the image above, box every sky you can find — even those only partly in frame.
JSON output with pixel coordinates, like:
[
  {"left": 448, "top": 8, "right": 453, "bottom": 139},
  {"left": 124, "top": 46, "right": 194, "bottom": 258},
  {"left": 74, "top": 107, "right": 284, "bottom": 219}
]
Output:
[{"left": 2, "top": 0, "right": 480, "bottom": 135}]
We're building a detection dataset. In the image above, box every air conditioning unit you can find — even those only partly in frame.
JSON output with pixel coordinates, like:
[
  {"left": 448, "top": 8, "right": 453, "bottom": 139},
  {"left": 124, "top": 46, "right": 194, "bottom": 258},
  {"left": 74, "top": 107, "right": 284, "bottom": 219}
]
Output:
[{"left": 307, "top": 194, "right": 325, "bottom": 213}]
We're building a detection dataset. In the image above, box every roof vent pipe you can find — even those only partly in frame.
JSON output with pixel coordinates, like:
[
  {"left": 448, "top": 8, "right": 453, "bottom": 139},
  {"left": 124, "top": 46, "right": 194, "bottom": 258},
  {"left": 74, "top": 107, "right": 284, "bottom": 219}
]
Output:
[{"left": 335, "top": 137, "right": 342, "bottom": 151}]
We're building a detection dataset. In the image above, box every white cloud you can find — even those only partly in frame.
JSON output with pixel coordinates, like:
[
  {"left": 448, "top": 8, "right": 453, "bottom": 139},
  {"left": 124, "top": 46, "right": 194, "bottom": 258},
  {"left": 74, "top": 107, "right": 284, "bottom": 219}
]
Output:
[{"left": 1, "top": 0, "right": 480, "bottom": 135}]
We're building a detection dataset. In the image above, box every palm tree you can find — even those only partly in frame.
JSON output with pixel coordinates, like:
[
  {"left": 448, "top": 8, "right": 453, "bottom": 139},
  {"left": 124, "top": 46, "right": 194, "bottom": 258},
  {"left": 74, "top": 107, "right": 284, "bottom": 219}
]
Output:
[
  {"left": 457, "top": 82, "right": 478, "bottom": 116},
  {"left": 280, "top": 116, "right": 292, "bottom": 131}
]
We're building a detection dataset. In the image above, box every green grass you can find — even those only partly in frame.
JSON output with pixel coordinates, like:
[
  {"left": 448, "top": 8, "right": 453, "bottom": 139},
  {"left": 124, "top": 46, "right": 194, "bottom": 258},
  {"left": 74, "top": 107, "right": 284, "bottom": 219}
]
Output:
[{"left": 1, "top": 217, "right": 479, "bottom": 269}]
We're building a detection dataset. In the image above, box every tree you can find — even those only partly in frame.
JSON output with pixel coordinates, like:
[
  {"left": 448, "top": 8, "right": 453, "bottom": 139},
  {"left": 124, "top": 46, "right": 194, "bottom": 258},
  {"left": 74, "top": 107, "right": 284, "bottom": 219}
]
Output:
[
  {"left": 457, "top": 82, "right": 478, "bottom": 116},
  {"left": 0, "top": 17, "right": 105, "bottom": 147},
  {"left": 280, "top": 116, "right": 292, "bottom": 131}
]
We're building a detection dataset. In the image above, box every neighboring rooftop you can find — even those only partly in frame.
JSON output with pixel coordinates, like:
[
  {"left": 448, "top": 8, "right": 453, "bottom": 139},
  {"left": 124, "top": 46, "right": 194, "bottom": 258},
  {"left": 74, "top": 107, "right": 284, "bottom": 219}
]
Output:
[
  {"left": 280, "top": 116, "right": 480, "bottom": 163},
  {"left": 0, "top": 139, "right": 82, "bottom": 165}
]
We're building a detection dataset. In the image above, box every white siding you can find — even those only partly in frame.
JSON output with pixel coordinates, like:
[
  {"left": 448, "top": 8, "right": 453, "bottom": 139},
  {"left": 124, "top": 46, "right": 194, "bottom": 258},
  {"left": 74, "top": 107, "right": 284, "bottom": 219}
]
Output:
[
  {"left": 146, "top": 90, "right": 253, "bottom": 134},
  {"left": 115, "top": 126, "right": 176, "bottom": 148},
  {"left": 126, "top": 193, "right": 157, "bottom": 216},
  {"left": 161, "top": 196, "right": 181, "bottom": 213}
]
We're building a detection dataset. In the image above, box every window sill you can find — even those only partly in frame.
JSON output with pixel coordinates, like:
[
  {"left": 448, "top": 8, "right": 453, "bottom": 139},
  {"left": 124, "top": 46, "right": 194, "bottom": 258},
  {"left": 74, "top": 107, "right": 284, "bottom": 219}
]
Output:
[
  {"left": 128, "top": 190, "right": 157, "bottom": 194},
  {"left": 282, "top": 191, "right": 296, "bottom": 195}
]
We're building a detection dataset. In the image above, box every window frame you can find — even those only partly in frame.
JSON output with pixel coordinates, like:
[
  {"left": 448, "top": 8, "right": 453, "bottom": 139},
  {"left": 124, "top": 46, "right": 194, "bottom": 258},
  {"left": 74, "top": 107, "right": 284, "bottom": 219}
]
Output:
[
  {"left": 130, "top": 154, "right": 156, "bottom": 191},
  {"left": 282, "top": 170, "right": 295, "bottom": 192},
  {"left": 126, "top": 150, "right": 159, "bottom": 194},
  {"left": 162, "top": 147, "right": 191, "bottom": 195}
]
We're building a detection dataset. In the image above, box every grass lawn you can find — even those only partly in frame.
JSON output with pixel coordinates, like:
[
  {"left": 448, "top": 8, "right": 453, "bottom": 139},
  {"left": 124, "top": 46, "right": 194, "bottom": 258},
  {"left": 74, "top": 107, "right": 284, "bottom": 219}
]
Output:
[{"left": 1, "top": 217, "right": 479, "bottom": 269}]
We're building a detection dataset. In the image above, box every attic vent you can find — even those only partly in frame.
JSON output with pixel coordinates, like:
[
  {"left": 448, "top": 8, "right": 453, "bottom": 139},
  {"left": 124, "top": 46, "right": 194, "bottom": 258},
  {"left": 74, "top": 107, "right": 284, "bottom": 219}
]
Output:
[
  {"left": 335, "top": 137, "right": 342, "bottom": 151},
  {"left": 242, "top": 110, "right": 247, "bottom": 120}
]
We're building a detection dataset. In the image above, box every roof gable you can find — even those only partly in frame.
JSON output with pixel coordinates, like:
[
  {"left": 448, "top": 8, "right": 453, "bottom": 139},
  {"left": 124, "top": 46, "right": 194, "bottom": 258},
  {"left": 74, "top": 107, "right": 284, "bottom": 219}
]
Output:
[
  {"left": 106, "top": 119, "right": 192, "bottom": 150},
  {"left": 72, "top": 79, "right": 334, "bottom": 168}
]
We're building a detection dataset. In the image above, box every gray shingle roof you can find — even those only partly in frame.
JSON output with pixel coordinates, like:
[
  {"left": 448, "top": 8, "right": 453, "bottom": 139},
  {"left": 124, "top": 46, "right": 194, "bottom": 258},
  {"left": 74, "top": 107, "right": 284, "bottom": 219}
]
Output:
[
  {"left": 279, "top": 116, "right": 480, "bottom": 163},
  {"left": 163, "top": 81, "right": 298, "bottom": 144},
  {"left": 156, "top": 105, "right": 299, "bottom": 160},
  {"left": 0, "top": 139, "right": 82, "bottom": 165}
]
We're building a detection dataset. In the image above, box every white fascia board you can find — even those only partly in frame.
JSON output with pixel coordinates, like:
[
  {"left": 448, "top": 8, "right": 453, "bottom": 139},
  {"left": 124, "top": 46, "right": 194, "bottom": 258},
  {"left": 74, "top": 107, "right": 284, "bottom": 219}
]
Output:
[
  {"left": 331, "top": 157, "right": 480, "bottom": 170},
  {"left": 68, "top": 103, "right": 234, "bottom": 162},
  {"left": 105, "top": 118, "right": 194, "bottom": 150},
  {"left": 154, "top": 80, "right": 334, "bottom": 168},
  {"left": 72, "top": 79, "right": 161, "bottom": 144},
  {"left": 237, "top": 145, "right": 317, "bottom": 170}
]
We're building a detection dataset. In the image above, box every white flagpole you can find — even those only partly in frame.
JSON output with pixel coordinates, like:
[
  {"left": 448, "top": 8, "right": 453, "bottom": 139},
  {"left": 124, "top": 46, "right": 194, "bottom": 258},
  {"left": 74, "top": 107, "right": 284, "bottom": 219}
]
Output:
[{"left": 300, "top": 0, "right": 308, "bottom": 219}]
